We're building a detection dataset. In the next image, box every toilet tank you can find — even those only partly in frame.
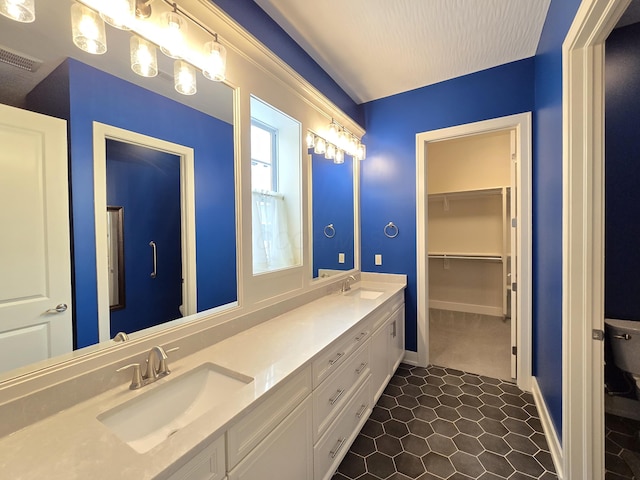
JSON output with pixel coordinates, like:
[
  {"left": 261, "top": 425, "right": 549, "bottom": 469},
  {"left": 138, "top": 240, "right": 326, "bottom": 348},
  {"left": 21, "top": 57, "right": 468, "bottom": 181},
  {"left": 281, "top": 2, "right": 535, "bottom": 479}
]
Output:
[{"left": 605, "top": 318, "right": 640, "bottom": 374}]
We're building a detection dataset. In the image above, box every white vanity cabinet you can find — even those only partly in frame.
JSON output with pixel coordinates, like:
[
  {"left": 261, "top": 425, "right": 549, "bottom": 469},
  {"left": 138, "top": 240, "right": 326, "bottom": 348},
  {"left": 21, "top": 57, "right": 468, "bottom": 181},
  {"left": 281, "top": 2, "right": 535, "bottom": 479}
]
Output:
[{"left": 165, "top": 435, "right": 226, "bottom": 480}]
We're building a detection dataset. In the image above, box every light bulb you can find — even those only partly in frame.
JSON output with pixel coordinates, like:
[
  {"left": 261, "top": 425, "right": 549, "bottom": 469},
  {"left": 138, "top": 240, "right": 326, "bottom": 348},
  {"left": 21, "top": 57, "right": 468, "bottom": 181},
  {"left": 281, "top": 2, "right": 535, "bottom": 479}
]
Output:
[
  {"left": 100, "top": 0, "right": 134, "bottom": 30},
  {"left": 130, "top": 36, "right": 157, "bottom": 77},
  {"left": 202, "top": 38, "right": 227, "bottom": 82},
  {"left": 306, "top": 131, "right": 315, "bottom": 149},
  {"left": 334, "top": 149, "right": 345, "bottom": 165},
  {"left": 356, "top": 143, "right": 366, "bottom": 161},
  {"left": 347, "top": 135, "right": 358, "bottom": 156},
  {"left": 160, "top": 11, "right": 186, "bottom": 59},
  {"left": 0, "top": 0, "right": 34, "bottom": 22},
  {"left": 327, "top": 122, "right": 338, "bottom": 144},
  {"left": 174, "top": 60, "right": 196, "bottom": 95},
  {"left": 71, "top": 3, "right": 107, "bottom": 55},
  {"left": 314, "top": 137, "right": 326, "bottom": 155},
  {"left": 325, "top": 143, "right": 336, "bottom": 160}
]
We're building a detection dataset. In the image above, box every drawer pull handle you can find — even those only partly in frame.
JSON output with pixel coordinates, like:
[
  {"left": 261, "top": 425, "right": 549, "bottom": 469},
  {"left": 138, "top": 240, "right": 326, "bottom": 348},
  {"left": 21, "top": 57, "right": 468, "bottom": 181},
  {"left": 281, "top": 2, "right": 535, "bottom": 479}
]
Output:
[
  {"left": 329, "top": 352, "right": 345, "bottom": 366},
  {"left": 329, "top": 389, "right": 345, "bottom": 405},
  {"left": 356, "top": 362, "right": 368, "bottom": 375},
  {"left": 356, "top": 404, "right": 367, "bottom": 419},
  {"left": 330, "top": 438, "right": 346, "bottom": 458},
  {"left": 355, "top": 332, "right": 366, "bottom": 341}
]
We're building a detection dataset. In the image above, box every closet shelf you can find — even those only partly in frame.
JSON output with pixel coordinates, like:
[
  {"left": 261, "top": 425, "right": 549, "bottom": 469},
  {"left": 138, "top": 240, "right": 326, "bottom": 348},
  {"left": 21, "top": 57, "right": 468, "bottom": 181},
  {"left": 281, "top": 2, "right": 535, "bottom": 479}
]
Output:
[
  {"left": 428, "top": 253, "right": 503, "bottom": 262},
  {"left": 428, "top": 187, "right": 506, "bottom": 201}
]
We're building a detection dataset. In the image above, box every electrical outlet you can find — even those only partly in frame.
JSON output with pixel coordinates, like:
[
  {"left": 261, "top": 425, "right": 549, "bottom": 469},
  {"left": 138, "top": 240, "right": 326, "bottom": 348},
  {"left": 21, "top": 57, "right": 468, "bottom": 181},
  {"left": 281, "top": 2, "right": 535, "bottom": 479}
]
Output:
[
  {"left": 338, "top": 253, "right": 345, "bottom": 264},
  {"left": 375, "top": 254, "right": 382, "bottom": 266}
]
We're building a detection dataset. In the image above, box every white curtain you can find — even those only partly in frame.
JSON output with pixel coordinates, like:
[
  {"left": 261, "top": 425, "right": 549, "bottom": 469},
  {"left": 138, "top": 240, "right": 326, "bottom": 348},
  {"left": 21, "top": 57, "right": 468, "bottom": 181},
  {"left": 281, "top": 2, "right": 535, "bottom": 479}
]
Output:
[{"left": 252, "top": 190, "right": 295, "bottom": 273}]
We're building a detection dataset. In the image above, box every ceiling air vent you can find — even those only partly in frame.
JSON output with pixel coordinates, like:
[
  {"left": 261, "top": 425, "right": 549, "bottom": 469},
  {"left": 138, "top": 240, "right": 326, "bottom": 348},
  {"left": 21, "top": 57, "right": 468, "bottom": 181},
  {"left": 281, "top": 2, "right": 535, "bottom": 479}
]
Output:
[{"left": 0, "top": 46, "right": 42, "bottom": 72}]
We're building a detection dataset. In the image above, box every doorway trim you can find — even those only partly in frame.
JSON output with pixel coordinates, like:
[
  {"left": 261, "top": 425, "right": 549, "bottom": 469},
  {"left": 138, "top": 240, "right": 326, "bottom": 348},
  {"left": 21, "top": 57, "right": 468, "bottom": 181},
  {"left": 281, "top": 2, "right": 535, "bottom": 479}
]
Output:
[
  {"left": 93, "top": 122, "right": 197, "bottom": 342},
  {"left": 415, "top": 112, "right": 532, "bottom": 393},
  {"left": 562, "top": 1, "right": 630, "bottom": 478}
]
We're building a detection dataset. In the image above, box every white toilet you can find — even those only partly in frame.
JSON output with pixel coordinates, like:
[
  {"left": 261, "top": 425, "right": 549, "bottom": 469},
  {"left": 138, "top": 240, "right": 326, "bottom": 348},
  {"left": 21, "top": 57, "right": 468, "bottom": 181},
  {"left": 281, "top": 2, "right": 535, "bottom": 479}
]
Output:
[{"left": 605, "top": 318, "right": 640, "bottom": 398}]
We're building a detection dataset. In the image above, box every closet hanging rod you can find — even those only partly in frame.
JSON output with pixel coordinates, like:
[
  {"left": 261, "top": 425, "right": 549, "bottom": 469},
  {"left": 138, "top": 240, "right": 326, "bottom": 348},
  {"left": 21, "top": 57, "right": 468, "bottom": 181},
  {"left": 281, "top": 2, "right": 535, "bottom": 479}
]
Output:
[{"left": 427, "top": 254, "right": 503, "bottom": 262}]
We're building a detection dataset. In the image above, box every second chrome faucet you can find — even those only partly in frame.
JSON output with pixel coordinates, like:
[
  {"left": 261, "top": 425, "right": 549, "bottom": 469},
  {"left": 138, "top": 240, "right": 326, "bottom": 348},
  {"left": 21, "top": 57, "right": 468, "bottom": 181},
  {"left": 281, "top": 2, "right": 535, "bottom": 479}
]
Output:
[{"left": 117, "top": 345, "right": 179, "bottom": 390}]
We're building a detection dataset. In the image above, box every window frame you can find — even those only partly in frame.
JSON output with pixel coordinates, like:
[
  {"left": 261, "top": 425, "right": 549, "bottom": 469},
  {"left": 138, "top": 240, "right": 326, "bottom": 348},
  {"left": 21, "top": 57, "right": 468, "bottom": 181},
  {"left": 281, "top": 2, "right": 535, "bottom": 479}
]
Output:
[{"left": 250, "top": 119, "right": 279, "bottom": 192}]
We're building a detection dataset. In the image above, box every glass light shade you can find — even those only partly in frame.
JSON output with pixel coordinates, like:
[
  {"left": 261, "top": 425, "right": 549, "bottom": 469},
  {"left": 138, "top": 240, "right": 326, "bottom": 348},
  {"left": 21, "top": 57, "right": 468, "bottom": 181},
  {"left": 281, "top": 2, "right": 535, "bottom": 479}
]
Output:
[
  {"left": 325, "top": 143, "right": 336, "bottom": 160},
  {"left": 337, "top": 130, "right": 349, "bottom": 151},
  {"left": 334, "top": 149, "right": 345, "bottom": 165},
  {"left": 0, "top": 0, "right": 34, "bottom": 22},
  {"left": 71, "top": 3, "right": 107, "bottom": 55},
  {"left": 174, "top": 60, "right": 196, "bottom": 95},
  {"left": 160, "top": 11, "right": 187, "bottom": 59},
  {"left": 130, "top": 36, "right": 158, "bottom": 77},
  {"left": 347, "top": 135, "right": 358, "bottom": 156},
  {"left": 202, "top": 39, "right": 227, "bottom": 81},
  {"left": 327, "top": 122, "right": 338, "bottom": 143},
  {"left": 305, "top": 131, "right": 315, "bottom": 149},
  {"left": 100, "top": 0, "right": 134, "bottom": 30},
  {"left": 356, "top": 143, "right": 366, "bottom": 161},
  {"left": 314, "top": 137, "right": 326, "bottom": 155}
]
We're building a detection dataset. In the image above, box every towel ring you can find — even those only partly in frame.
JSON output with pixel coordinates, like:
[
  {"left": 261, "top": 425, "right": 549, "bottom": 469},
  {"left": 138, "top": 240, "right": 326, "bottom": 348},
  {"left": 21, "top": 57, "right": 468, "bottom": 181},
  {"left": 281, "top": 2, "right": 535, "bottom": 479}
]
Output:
[
  {"left": 384, "top": 222, "right": 399, "bottom": 238},
  {"left": 324, "top": 224, "right": 336, "bottom": 238}
]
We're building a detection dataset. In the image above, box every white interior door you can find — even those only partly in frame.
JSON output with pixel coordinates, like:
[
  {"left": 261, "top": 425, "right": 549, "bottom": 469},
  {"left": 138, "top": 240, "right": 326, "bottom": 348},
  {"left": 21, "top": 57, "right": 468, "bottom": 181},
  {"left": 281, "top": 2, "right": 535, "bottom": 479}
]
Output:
[
  {"left": 0, "top": 103, "right": 72, "bottom": 375},
  {"left": 509, "top": 129, "right": 518, "bottom": 379}
]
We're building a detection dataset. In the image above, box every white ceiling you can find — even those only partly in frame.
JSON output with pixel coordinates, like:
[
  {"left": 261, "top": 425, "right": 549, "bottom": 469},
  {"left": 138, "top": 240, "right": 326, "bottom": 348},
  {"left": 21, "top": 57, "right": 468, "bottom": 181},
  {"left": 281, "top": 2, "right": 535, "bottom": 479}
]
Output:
[{"left": 253, "top": 0, "right": 552, "bottom": 104}]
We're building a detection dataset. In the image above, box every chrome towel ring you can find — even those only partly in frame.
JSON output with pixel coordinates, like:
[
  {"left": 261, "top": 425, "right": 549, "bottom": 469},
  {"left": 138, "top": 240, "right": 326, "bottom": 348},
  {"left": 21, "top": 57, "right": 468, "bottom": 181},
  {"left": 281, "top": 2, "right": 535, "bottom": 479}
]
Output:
[
  {"left": 324, "top": 224, "right": 336, "bottom": 238},
  {"left": 384, "top": 222, "right": 399, "bottom": 238}
]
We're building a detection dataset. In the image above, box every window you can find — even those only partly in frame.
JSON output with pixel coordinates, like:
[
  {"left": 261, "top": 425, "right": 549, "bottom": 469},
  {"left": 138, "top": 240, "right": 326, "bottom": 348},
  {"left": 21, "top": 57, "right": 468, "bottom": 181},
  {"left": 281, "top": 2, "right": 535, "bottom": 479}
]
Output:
[{"left": 250, "top": 96, "right": 301, "bottom": 274}]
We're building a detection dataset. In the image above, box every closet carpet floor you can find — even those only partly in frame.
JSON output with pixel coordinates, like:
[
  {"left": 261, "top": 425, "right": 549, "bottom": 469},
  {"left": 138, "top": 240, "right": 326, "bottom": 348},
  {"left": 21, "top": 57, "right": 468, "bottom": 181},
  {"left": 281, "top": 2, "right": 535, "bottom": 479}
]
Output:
[
  {"left": 429, "top": 310, "right": 512, "bottom": 381},
  {"left": 332, "top": 364, "right": 557, "bottom": 480}
]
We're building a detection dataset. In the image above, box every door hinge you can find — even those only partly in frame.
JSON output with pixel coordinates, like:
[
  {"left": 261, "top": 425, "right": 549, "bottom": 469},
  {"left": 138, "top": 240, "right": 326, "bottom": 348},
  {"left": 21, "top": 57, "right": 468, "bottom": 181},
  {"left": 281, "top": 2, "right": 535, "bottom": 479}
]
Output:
[
  {"left": 512, "top": 218, "right": 517, "bottom": 228},
  {"left": 511, "top": 282, "right": 517, "bottom": 292},
  {"left": 512, "top": 346, "right": 517, "bottom": 355},
  {"left": 592, "top": 329, "right": 604, "bottom": 341}
]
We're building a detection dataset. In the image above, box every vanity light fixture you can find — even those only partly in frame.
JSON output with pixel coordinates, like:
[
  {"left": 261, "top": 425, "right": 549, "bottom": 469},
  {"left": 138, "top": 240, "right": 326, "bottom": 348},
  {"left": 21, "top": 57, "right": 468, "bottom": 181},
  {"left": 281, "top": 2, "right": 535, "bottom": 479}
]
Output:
[
  {"left": 174, "top": 59, "right": 196, "bottom": 95},
  {"left": 314, "top": 137, "right": 326, "bottom": 155},
  {"left": 130, "top": 35, "right": 158, "bottom": 77},
  {"left": 325, "top": 143, "right": 336, "bottom": 160},
  {"left": 160, "top": 7, "right": 187, "bottom": 59},
  {"left": 307, "top": 122, "right": 366, "bottom": 162},
  {"left": 334, "top": 149, "right": 345, "bottom": 165},
  {"left": 99, "top": 0, "right": 135, "bottom": 30},
  {"left": 356, "top": 143, "right": 366, "bottom": 161},
  {"left": 0, "top": 0, "right": 34, "bottom": 22},
  {"left": 327, "top": 121, "right": 339, "bottom": 144},
  {"left": 202, "top": 34, "right": 227, "bottom": 82},
  {"left": 71, "top": 3, "right": 107, "bottom": 55},
  {"left": 305, "top": 131, "right": 315, "bottom": 150}
]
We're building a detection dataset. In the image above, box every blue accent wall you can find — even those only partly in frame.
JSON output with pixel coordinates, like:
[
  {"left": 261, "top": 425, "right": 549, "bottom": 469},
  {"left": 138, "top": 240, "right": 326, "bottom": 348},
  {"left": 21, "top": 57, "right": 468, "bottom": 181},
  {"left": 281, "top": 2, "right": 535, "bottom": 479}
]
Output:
[
  {"left": 361, "top": 59, "right": 535, "bottom": 352},
  {"left": 532, "top": 0, "right": 582, "bottom": 439},
  {"left": 605, "top": 23, "right": 640, "bottom": 321},
  {"left": 213, "top": 0, "right": 363, "bottom": 126},
  {"left": 311, "top": 151, "right": 355, "bottom": 276},
  {"left": 28, "top": 59, "right": 237, "bottom": 348},
  {"left": 106, "top": 141, "right": 183, "bottom": 336}
]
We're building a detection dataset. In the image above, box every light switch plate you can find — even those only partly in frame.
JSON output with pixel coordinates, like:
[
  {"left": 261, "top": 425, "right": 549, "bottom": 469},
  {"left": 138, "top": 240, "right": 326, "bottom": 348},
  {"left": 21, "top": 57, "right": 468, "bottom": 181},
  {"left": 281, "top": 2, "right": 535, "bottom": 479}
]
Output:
[
  {"left": 338, "top": 253, "right": 345, "bottom": 263},
  {"left": 375, "top": 254, "right": 382, "bottom": 265}
]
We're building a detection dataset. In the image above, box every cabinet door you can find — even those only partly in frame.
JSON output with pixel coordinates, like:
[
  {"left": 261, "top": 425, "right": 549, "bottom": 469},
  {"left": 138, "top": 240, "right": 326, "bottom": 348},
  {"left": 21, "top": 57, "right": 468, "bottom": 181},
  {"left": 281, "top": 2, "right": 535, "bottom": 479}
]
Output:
[
  {"left": 389, "top": 306, "right": 405, "bottom": 373},
  {"left": 370, "top": 323, "right": 390, "bottom": 403},
  {"left": 165, "top": 435, "right": 225, "bottom": 480},
  {"left": 228, "top": 396, "right": 313, "bottom": 480}
]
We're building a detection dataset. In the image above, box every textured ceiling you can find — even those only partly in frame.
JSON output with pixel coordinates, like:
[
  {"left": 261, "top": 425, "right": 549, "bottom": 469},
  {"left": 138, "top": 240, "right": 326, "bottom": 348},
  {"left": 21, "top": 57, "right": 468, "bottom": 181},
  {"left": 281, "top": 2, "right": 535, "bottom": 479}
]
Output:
[{"left": 253, "top": 0, "right": 551, "bottom": 104}]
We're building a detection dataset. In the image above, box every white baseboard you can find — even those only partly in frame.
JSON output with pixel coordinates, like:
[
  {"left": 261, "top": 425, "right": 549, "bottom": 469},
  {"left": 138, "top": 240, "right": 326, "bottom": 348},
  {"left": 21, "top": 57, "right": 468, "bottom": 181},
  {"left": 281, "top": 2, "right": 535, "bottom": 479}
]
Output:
[
  {"left": 532, "top": 377, "right": 564, "bottom": 480},
  {"left": 402, "top": 350, "right": 419, "bottom": 366}
]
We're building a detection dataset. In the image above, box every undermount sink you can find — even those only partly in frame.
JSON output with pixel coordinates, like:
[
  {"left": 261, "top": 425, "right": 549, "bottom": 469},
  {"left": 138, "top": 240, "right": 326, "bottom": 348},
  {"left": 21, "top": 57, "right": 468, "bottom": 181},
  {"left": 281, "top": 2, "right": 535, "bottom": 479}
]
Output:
[
  {"left": 98, "top": 363, "right": 253, "bottom": 453},
  {"left": 344, "top": 288, "right": 385, "bottom": 300}
]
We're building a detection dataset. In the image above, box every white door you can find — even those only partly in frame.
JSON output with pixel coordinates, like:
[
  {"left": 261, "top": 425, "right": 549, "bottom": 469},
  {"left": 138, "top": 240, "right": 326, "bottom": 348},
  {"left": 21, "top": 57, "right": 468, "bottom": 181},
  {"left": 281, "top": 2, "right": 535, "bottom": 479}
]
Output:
[
  {"left": 0, "top": 103, "right": 72, "bottom": 375},
  {"left": 509, "top": 129, "right": 518, "bottom": 379}
]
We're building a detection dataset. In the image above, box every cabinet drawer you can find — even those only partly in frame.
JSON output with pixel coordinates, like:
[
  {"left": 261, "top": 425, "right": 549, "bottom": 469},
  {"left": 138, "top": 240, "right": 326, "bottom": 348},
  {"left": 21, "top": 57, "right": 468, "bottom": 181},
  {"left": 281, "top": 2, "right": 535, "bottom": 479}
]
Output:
[
  {"left": 227, "top": 366, "right": 312, "bottom": 469},
  {"left": 313, "top": 341, "right": 370, "bottom": 442},
  {"left": 314, "top": 377, "right": 372, "bottom": 480},
  {"left": 313, "top": 323, "right": 371, "bottom": 388},
  {"left": 369, "top": 292, "right": 404, "bottom": 333},
  {"left": 165, "top": 434, "right": 225, "bottom": 480}
]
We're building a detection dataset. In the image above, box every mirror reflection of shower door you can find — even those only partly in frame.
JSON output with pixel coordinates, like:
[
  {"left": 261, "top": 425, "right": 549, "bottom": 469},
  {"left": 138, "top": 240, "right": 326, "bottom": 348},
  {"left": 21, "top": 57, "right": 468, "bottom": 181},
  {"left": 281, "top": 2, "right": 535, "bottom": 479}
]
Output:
[{"left": 106, "top": 140, "right": 183, "bottom": 337}]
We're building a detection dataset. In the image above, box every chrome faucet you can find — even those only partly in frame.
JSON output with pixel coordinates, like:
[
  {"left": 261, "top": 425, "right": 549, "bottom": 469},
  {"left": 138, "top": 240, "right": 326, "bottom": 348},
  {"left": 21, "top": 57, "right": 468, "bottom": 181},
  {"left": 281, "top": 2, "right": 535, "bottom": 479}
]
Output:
[
  {"left": 341, "top": 275, "right": 358, "bottom": 293},
  {"left": 117, "top": 345, "right": 179, "bottom": 390}
]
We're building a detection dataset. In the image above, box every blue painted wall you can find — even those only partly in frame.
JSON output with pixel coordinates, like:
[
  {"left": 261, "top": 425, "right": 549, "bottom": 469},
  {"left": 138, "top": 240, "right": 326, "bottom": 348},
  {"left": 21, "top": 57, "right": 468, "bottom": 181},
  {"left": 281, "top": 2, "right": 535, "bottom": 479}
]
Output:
[
  {"left": 605, "top": 23, "right": 640, "bottom": 321},
  {"left": 311, "top": 151, "right": 355, "bottom": 276},
  {"left": 532, "top": 0, "right": 582, "bottom": 438},
  {"left": 28, "top": 59, "right": 237, "bottom": 348},
  {"left": 213, "top": 0, "right": 363, "bottom": 126},
  {"left": 106, "top": 141, "right": 183, "bottom": 336},
  {"left": 360, "top": 59, "right": 536, "bottom": 352}
]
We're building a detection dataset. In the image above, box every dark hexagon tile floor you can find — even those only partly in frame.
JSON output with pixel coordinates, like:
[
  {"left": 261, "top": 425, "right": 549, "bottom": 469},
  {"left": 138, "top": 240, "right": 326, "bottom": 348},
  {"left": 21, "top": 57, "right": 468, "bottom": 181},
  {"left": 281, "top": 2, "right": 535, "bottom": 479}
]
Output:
[{"left": 332, "top": 364, "right": 558, "bottom": 480}]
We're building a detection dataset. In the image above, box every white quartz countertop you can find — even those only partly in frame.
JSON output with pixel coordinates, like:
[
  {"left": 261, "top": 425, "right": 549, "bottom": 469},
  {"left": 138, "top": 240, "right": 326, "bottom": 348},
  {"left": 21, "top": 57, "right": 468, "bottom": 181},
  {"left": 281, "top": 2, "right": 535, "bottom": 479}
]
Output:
[{"left": 0, "top": 278, "right": 405, "bottom": 480}]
